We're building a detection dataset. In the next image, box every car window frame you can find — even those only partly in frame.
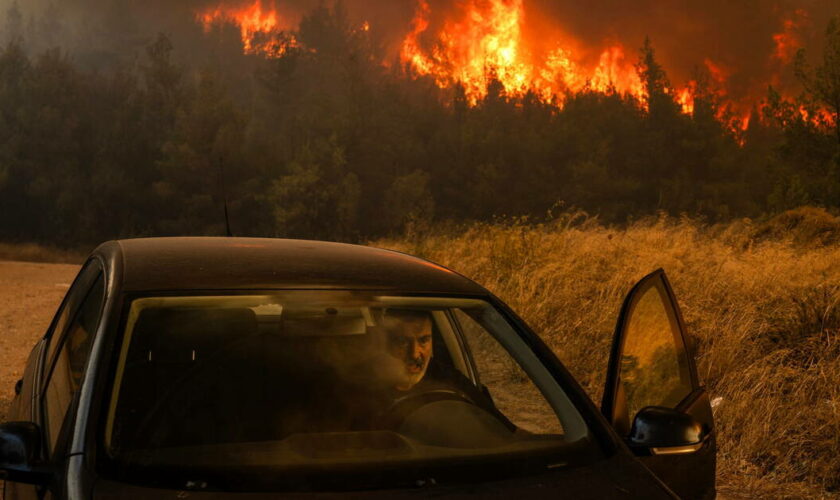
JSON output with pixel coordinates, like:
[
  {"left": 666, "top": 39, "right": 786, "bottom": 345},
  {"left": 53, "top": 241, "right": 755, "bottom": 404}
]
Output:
[
  {"left": 443, "top": 308, "right": 481, "bottom": 384},
  {"left": 601, "top": 269, "right": 701, "bottom": 436},
  {"left": 41, "top": 260, "right": 104, "bottom": 386},
  {"left": 484, "top": 293, "right": 622, "bottom": 457},
  {"left": 39, "top": 260, "right": 107, "bottom": 458},
  {"left": 31, "top": 258, "right": 101, "bottom": 458},
  {"left": 430, "top": 309, "right": 477, "bottom": 384}
]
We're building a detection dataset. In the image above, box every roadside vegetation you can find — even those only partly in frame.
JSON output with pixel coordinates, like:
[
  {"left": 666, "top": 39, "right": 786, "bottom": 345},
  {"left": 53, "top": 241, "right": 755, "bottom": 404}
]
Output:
[{"left": 377, "top": 206, "right": 840, "bottom": 499}]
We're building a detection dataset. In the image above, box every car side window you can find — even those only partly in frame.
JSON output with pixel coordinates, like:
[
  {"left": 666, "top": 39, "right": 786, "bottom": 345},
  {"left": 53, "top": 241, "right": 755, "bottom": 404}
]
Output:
[
  {"left": 620, "top": 284, "right": 693, "bottom": 418},
  {"left": 44, "top": 262, "right": 102, "bottom": 367},
  {"left": 42, "top": 272, "right": 106, "bottom": 454},
  {"left": 453, "top": 309, "right": 563, "bottom": 435}
]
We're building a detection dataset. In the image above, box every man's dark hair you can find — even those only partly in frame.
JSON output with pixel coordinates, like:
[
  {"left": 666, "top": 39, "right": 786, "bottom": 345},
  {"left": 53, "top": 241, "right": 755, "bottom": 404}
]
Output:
[{"left": 383, "top": 308, "right": 431, "bottom": 323}]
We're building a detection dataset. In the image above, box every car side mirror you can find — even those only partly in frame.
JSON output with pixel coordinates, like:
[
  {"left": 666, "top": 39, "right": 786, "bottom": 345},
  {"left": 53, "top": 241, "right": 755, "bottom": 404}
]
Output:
[
  {"left": 0, "top": 422, "right": 52, "bottom": 485},
  {"left": 627, "top": 406, "right": 707, "bottom": 455}
]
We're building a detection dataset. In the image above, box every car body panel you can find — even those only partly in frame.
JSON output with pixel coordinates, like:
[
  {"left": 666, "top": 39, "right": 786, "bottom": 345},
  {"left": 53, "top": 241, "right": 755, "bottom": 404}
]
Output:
[
  {"left": 7, "top": 341, "right": 44, "bottom": 424},
  {"left": 110, "top": 238, "right": 484, "bottom": 294}
]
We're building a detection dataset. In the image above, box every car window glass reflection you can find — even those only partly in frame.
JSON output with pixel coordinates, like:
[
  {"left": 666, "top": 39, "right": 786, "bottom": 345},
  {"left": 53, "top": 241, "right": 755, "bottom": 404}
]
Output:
[
  {"left": 453, "top": 309, "right": 563, "bottom": 435},
  {"left": 43, "top": 273, "right": 105, "bottom": 452},
  {"left": 620, "top": 286, "right": 692, "bottom": 418},
  {"left": 105, "top": 293, "right": 591, "bottom": 471}
]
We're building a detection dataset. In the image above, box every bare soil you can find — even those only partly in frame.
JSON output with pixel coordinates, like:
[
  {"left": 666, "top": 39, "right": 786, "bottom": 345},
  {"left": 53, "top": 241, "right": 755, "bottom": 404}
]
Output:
[{"left": 0, "top": 261, "right": 79, "bottom": 422}]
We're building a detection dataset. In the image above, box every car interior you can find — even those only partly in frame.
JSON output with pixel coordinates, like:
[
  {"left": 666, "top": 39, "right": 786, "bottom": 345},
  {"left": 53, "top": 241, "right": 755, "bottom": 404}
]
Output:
[{"left": 108, "top": 300, "right": 514, "bottom": 454}]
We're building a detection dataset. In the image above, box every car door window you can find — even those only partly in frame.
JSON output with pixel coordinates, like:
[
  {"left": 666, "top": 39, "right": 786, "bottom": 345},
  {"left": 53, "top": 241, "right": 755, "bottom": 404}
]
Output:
[
  {"left": 453, "top": 309, "right": 564, "bottom": 435},
  {"left": 44, "top": 262, "right": 102, "bottom": 368},
  {"left": 42, "top": 272, "right": 105, "bottom": 454},
  {"left": 620, "top": 282, "right": 693, "bottom": 419}
]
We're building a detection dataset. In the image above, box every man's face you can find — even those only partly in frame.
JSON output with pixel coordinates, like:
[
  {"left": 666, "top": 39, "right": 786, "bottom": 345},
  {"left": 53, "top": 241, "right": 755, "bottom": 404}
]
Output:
[{"left": 383, "top": 315, "right": 433, "bottom": 391}]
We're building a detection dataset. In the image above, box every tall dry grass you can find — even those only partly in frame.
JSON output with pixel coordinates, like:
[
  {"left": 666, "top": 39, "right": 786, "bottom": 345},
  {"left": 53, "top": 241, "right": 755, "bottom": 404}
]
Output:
[{"left": 376, "top": 209, "right": 840, "bottom": 499}]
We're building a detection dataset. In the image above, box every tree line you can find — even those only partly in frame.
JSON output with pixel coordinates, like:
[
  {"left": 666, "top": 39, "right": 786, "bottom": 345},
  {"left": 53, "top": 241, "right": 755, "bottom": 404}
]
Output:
[{"left": 0, "top": 3, "right": 838, "bottom": 247}]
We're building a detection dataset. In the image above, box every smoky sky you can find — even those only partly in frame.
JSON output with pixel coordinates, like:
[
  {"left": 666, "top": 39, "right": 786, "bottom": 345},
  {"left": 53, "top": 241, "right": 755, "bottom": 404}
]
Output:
[{"left": 3, "top": 0, "right": 836, "bottom": 101}]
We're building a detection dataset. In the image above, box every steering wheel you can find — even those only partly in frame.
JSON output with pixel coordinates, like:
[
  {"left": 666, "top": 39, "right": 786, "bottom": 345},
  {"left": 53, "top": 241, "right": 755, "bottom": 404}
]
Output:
[{"left": 382, "top": 388, "right": 476, "bottom": 429}]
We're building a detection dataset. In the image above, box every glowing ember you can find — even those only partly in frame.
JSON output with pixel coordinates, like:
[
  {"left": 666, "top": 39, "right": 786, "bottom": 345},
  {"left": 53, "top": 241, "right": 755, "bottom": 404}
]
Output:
[
  {"left": 740, "top": 115, "right": 751, "bottom": 131},
  {"left": 197, "top": 0, "right": 294, "bottom": 57}
]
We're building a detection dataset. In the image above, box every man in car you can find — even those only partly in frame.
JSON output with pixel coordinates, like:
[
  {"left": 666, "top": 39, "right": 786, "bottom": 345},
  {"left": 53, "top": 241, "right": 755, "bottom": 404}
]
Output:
[
  {"left": 380, "top": 309, "right": 434, "bottom": 392},
  {"left": 365, "top": 309, "right": 517, "bottom": 437}
]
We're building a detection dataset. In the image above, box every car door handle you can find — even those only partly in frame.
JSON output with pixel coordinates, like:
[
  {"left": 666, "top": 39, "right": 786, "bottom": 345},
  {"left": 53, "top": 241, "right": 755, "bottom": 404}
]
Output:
[{"left": 14, "top": 379, "right": 23, "bottom": 395}]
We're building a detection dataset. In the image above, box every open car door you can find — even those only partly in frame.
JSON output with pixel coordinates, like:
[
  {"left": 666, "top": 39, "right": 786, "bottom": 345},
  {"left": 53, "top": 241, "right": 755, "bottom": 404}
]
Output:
[{"left": 602, "top": 269, "right": 716, "bottom": 500}]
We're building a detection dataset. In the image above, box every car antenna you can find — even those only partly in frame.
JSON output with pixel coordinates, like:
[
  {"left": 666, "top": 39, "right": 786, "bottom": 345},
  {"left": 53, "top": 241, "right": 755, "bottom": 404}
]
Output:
[{"left": 217, "top": 156, "right": 233, "bottom": 237}]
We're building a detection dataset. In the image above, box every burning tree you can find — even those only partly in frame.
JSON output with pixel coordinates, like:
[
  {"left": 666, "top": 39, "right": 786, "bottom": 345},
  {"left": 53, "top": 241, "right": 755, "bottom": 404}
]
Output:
[{"left": 795, "top": 16, "right": 840, "bottom": 145}]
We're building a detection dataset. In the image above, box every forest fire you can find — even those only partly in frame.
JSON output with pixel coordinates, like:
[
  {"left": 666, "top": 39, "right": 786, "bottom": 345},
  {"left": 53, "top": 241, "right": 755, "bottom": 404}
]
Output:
[
  {"left": 394, "top": 0, "right": 836, "bottom": 131},
  {"left": 197, "top": 0, "right": 295, "bottom": 57},
  {"left": 191, "top": 0, "right": 831, "bottom": 131},
  {"left": 400, "top": 0, "right": 647, "bottom": 104}
]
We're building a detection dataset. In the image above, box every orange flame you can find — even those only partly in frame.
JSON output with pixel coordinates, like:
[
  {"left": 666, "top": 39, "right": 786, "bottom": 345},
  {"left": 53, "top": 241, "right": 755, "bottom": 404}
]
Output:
[
  {"left": 191, "top": 0, "right": 827, "bottom": 135},
  {"left": 197, "top": 0, "right": 295, "bottom": 57},
  {"left": 401, "top": 0, "right": 652, "bottom": 104},
  {"left": 676, "top": 86, "right": 694, "bottom": 115},
  {"left": 401, "top": 0, "right": 528, "bottom": 101},
  {"left": 588, "top": 46, "right": 644, "bottom": 98}
]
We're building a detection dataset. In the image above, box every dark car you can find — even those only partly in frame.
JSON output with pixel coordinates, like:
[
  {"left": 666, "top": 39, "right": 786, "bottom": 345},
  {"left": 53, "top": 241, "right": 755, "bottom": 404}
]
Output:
[{"left": 1, "top": 238, "right": 715, "bottom": 499}]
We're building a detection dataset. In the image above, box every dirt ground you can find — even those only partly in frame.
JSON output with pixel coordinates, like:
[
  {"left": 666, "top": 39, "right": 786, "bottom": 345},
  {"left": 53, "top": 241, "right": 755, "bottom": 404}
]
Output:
[{"left": 0, "top": 261, "right": 79, "bottom": 422}]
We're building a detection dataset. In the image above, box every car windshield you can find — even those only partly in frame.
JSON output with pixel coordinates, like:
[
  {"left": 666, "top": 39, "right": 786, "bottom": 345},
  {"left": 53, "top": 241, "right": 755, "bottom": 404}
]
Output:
[{"left": 102, "top": 292, "right": 597, "bottom": 491}]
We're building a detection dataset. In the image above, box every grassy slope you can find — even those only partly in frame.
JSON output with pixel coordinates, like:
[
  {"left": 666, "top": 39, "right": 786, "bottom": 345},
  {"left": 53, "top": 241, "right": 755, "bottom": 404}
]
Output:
[{"left": 377, "top": 212, "right": 840, "bottom": 499}]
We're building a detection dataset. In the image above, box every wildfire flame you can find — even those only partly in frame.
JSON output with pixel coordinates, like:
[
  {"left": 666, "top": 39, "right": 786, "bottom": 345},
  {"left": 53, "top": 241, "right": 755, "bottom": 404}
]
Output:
[
  {"left": 396, "top": 0, "right": 820, "bottom": 132},
  {"left": 192, "top": 0, "right": 830, "bottom": 133},
  {"left": 400, "top": 0, "right": 647, "bottom": 104},
  {"left": 197, "top": 0, "right": 295, "bottom": 57},
  {"left": 677, "top": 86, "right": 695, "bottom": 115}
]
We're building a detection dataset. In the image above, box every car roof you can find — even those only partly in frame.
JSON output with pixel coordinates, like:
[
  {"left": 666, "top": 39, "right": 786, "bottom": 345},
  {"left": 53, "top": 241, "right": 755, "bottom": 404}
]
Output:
[{"left": 93, "top": 237, "right": 487, "bottom": 294}]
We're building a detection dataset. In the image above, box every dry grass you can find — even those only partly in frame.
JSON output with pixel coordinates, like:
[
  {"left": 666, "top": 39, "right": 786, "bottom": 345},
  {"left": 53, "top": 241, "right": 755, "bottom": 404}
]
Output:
[{"left": 376, "top": 209, "right": 840, "bottom": 499}]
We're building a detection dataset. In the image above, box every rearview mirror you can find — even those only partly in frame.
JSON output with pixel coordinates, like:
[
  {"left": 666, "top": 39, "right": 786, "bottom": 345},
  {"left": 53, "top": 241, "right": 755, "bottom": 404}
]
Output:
[
  {"left": 627, "top": 406, "right": 707, "bottom": 455},
  {"left": 0, "top": 422, "right": 52, "bottom": 485}
]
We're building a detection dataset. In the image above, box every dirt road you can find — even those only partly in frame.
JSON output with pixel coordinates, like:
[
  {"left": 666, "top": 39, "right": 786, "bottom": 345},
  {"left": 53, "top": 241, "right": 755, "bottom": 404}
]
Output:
[{"left": 0, "top": 261, "right": 79, "bottom": 422}]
